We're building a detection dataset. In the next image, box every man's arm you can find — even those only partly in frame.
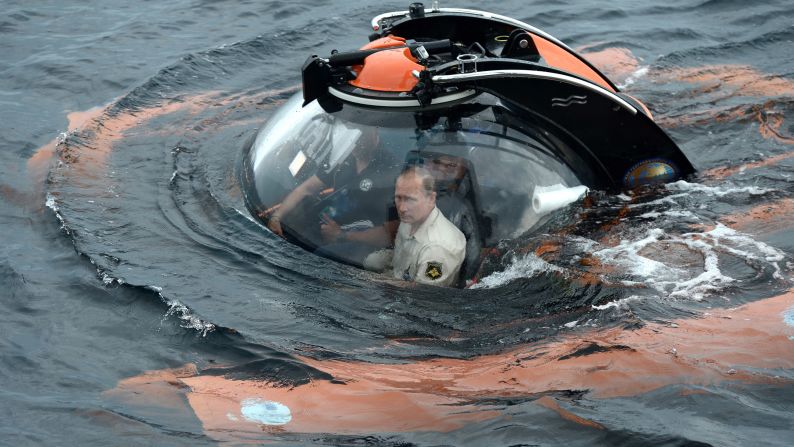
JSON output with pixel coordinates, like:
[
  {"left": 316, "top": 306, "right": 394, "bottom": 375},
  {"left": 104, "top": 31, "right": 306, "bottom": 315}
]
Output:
[
  {"left": 268, "top": 175, "right": 326, "bottom": 236},
  {"left": 321, "top": 219, "right": 398, "bottom": 247},
  {"left": 347, "top": 219, "right": 398, "bottom": 247},
  {"left": 413, "top": 244, "right": 464, "bottom": 287}
]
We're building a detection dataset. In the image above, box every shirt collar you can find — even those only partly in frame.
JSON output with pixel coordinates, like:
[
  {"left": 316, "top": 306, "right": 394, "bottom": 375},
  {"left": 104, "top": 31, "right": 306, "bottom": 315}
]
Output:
[{"left": 408, "top": 206, "right": 439, "bottom": 242}]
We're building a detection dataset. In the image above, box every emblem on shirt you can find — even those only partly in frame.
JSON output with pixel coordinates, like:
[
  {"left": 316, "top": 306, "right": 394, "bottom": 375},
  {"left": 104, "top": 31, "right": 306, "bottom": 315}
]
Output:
[
  {"left": 425, "top": 262, "right": 443, "bottom": 280},
  {"left": 359, "top": 178, "right": 373, "bottom": 192}
]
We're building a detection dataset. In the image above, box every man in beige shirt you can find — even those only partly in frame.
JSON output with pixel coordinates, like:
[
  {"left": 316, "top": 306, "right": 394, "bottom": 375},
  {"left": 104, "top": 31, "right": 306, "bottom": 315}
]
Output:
[{"left": 366, "top": 166, "right": 465, "bottom": 287}]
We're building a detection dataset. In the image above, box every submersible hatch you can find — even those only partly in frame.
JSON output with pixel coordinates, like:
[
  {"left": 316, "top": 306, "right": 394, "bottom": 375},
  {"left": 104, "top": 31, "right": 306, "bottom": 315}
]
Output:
[{"left": 240, "top": 3, "right": 695, "bottom": 285}]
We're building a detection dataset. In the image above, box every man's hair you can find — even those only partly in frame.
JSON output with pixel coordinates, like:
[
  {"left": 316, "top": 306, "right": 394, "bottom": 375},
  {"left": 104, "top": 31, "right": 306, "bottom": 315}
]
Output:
[{"left": 397, "top": 165, "right": 435, "bottom": 196}]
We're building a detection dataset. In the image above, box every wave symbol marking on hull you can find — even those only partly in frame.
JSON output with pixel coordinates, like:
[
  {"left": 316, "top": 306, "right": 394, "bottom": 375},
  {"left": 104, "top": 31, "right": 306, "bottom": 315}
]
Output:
[{"left": 551, "top": 95, "right": 588, "bottom": 107}]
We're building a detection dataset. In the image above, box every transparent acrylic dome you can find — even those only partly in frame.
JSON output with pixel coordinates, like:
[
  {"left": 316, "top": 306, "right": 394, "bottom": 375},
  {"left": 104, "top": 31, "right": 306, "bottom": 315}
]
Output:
[{"left": 242, "top": 92, "right": 585, "bottom": 276}]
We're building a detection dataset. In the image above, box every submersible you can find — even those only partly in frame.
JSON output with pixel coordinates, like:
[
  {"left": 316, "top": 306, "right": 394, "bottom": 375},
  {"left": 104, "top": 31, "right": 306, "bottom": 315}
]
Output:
[{"left": 240, "top": 3, "right": 695, "bottom": 284}]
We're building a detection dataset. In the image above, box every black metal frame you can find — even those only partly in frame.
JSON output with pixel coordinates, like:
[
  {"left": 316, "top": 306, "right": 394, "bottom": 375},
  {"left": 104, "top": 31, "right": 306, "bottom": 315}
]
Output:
[{"left": 298, "top": 7, "right": 695, "bottom": 191}]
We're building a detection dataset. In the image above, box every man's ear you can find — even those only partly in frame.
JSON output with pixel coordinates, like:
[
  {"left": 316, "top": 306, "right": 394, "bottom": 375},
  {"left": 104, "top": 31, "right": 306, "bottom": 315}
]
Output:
[{"left": 430, "top": 191, "right": 437, "bottom": 202}]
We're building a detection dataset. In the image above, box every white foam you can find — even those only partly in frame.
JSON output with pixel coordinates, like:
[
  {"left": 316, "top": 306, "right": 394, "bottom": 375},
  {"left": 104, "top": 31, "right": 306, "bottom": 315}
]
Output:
[
  {"left": 669, "top": 235, "right": 731, "bottom": 299},
  {"left": 477, "top": 221, "right": 786, "bottom": 297},
  {"left": 594, "top": 228, "right": 681, "bottom": 279},
  {"left": 592, "top": 223, "right": 786, "bottom": 300},
  {"left": 472, "top": 179, "right": 787, "bottom": 296},
  {"left": 45, "top": 193, "right": 57, "bottom": 211},
  {"left": 45, "top": 193, "right": 71, "bottom": 234},
  {"left": 628, "top": 193, "right": 691, "bottom": 209},
  {"left": 694, "top": 223, "right": 786, "bottom": 279},
  {"left": 592, "top": 227, "right": 730, "bottom": 300},
  {"left": 592, "top": 295, "right": 643, "bottom": 311},
  {"left": 705, "top": 224, "right": 784, "bottom": 262},
  {"left": 568, "top": 235, "right": 599, "bottom": 253},
  {"left": 638, "top": 210, "right": 699, "bottom": 220},
  {"left": 665, "top": 180, "right": 772, "bottom": 197},
  {"left": 631, "top": 180, "right": 771, "bottom": 210},
  {"left": 100, "top": 271, "right": 123, "bottom": 286},
  {"left": 164, "top": 299, "right": 216, "bottom": 336},
  {"left": 618, "top": 66, "right": 649, "bottom": 89},
  {"left": 471, "top": 252, "right": 564, "bottom": 289}
]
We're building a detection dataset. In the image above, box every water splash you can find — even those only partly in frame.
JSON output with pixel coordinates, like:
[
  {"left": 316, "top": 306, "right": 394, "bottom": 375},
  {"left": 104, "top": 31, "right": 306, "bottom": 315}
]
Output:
[
  {"left": 471, "top": 252, "right": 564, "bottom": 289},
  {"left": 163, "top": 297, "right": 216, "bottom": 336},
  {"left": 665, "top": 180, "right": 773, "bottom": 197}
]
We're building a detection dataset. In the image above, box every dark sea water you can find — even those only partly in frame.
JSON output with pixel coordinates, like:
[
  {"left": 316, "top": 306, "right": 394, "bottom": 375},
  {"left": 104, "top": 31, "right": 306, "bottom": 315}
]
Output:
[{"left": 2, "top": 0, "right": 794, "bottom": 445}]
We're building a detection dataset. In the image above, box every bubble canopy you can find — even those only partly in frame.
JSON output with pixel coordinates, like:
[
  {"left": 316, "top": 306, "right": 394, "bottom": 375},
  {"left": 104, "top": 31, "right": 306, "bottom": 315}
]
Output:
[{"left": 241, "top": 92, "right": 587, "bottom": 279}]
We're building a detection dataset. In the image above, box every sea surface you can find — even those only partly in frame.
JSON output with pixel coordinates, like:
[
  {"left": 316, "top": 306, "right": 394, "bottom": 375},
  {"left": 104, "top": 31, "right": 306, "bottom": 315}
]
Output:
[{"left": 2, "top": 0, "right": 794, "bottom": 445}]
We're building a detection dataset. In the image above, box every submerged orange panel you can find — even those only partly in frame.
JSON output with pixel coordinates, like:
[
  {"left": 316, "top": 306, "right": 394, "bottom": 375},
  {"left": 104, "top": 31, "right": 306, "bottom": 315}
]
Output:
[
  {"left": 349, "top": 47, "right": 423, "bottom": 92},
  {"left": 533, "top": 35, "right": 616, "bottom": 92}
]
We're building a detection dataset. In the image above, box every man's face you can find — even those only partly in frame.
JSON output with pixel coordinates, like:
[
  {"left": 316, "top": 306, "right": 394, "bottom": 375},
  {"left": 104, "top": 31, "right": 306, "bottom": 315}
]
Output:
[
  {"left": 395, "top": 174, "right": 436, "bottom": 225},
  {"left": 429, "top": 155, "right": 464, "bottom": 182},
  {"left": 351, "top": 129, "right": 379, "bottom": 159}
]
